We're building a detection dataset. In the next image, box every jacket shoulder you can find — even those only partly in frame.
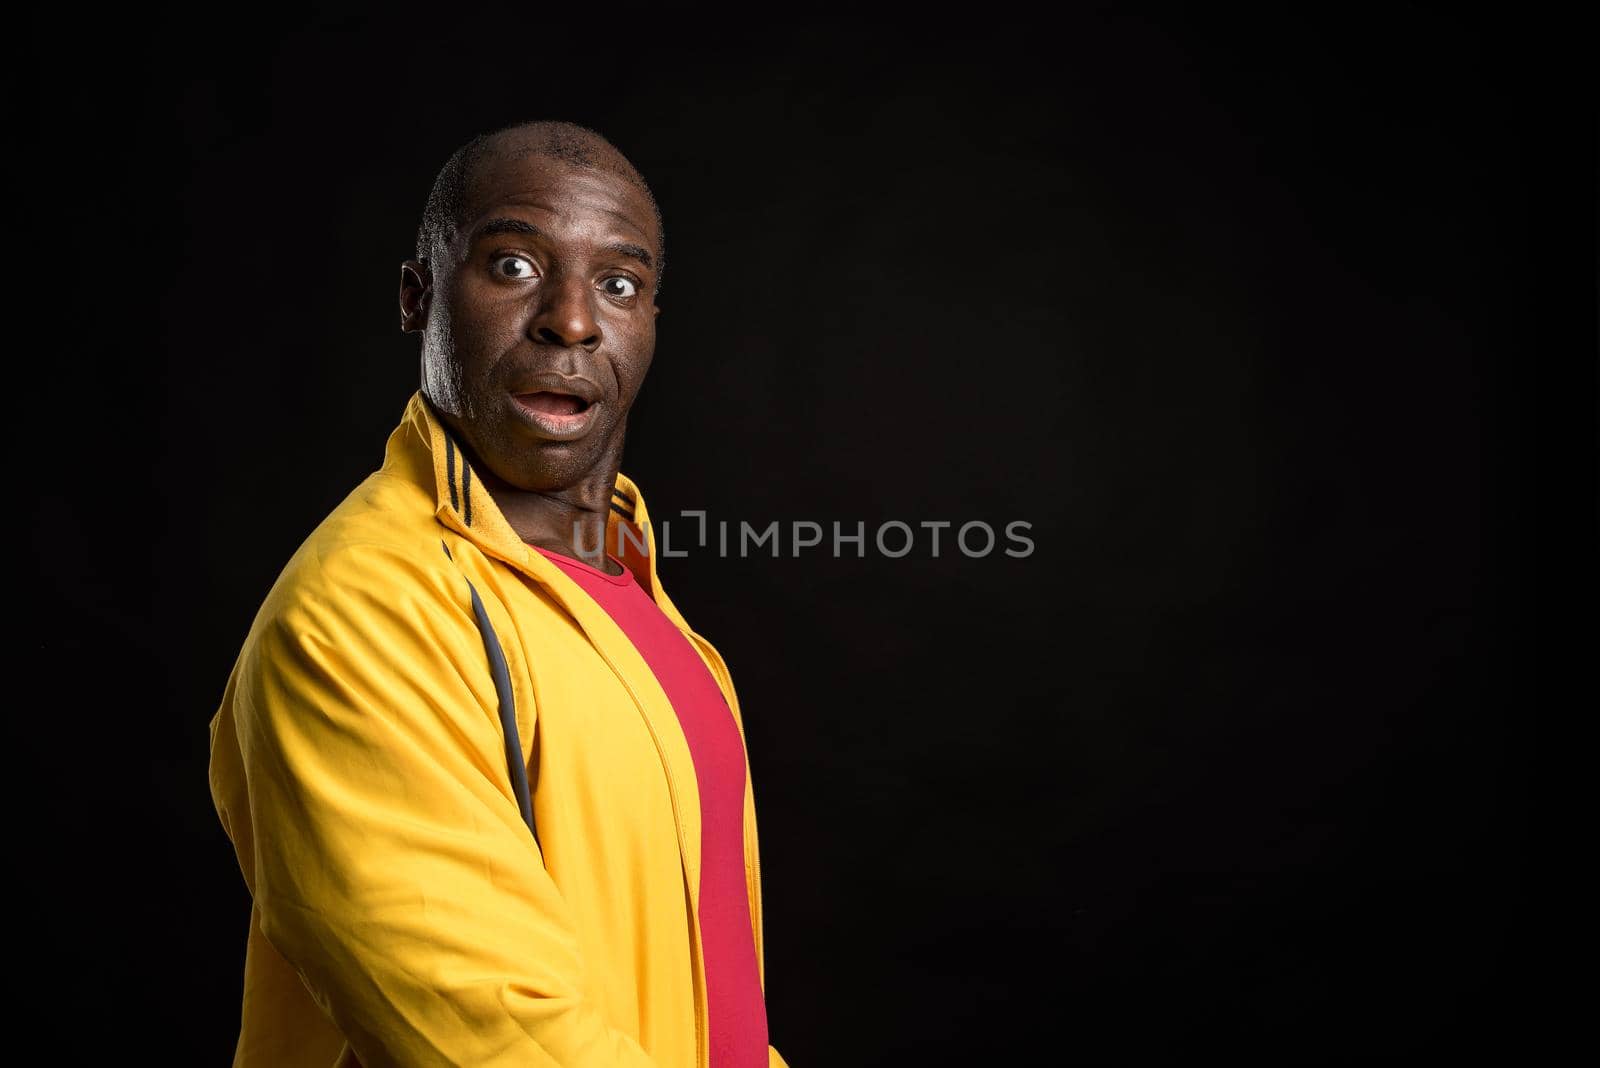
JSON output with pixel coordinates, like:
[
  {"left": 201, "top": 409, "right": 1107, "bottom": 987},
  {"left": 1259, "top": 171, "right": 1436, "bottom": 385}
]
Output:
[{"left": 245, "top": 470, "right": 468, "bottom": 647}]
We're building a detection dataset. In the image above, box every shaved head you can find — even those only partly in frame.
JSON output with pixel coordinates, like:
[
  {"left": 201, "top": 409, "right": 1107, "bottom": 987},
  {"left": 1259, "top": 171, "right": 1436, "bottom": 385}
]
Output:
[{"left": 416, "top": 119, "right": 666, "bottom": 294}]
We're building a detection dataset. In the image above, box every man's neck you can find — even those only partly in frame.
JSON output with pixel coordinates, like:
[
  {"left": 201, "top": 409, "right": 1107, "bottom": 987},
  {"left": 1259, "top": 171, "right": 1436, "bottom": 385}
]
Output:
[
  {"left": 458, "top": 447, "right": 627, "bottom": 577},
  {"left": 498, "top": 476, "right": 623, "bottom": 576}
]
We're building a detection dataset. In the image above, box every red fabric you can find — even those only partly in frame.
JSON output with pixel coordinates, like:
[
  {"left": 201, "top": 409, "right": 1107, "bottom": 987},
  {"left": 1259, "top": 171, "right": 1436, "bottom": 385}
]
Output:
[{"left": 533, "top": 546, "right": 768, "bottom": 1068}]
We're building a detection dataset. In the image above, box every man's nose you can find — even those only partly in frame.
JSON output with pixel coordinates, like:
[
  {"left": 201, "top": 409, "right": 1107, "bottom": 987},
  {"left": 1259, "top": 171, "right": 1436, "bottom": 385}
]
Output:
[{"left": 529, "top": 272, "right": 601, "bottom": 350}]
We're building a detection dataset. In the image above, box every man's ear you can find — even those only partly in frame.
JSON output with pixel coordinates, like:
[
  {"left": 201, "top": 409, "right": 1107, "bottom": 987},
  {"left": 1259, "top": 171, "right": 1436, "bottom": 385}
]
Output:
[{"left": 400, "top": 259, "right": 433, "bottom": 333}]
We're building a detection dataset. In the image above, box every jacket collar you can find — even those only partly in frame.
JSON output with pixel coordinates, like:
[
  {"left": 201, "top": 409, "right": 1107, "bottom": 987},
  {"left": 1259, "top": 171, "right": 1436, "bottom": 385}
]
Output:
[{"left": 379, "top": 389, "right": 689, "bottom": 627}]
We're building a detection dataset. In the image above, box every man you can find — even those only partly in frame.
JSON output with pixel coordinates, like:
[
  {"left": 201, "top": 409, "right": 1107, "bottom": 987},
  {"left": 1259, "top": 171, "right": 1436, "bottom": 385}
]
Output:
[{"left": 208, "top": 119, "right": 788, "bottom": 1068}]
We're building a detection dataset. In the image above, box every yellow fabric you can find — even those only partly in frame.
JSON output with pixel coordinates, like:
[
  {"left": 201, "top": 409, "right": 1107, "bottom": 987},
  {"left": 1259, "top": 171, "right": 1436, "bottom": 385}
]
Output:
[{"left": 208, "top": 391, "right": 790, "bottom": 1068}]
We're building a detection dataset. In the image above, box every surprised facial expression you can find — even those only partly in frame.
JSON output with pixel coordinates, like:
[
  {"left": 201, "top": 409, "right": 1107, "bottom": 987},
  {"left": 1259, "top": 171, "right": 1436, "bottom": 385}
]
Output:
[{"left": 404, "top": 153, "right": 661, "bottom": 492}]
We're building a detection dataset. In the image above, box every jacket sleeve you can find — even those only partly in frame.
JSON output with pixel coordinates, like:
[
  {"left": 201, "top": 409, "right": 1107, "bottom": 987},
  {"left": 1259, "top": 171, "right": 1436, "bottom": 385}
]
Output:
[{"left": 230, "top": 540, "right": 660, "bottom": 1068}]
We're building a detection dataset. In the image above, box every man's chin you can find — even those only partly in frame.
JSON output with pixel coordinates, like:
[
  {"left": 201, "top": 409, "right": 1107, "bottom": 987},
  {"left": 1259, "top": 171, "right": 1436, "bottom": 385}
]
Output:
[{"left": 496, "top": 439, "right": 613, "bottom": 494}]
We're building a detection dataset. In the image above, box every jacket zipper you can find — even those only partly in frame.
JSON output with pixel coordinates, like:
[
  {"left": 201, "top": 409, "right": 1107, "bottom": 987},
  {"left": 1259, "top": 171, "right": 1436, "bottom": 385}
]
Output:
[{"left": 582, "top": 638, "right": 708, "bottom": 1068}]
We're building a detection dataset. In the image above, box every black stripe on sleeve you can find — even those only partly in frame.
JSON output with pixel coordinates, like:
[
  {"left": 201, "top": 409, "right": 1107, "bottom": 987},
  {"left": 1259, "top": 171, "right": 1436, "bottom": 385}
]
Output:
[
  {"left": 446, "top": 434, "right": 459, "bottom": 512},
  {"left": 465, "top": 577, "right": 537, "bottom": 845}
]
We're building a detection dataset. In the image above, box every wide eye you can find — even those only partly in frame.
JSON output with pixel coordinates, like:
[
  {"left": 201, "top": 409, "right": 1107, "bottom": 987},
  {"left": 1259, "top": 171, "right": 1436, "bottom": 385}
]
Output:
[
  {"left": 601, "top": 276, "right": 638, "bottom": 299},
  {"left": 491, "top": 254, "right": 538, "bottom": 281}
]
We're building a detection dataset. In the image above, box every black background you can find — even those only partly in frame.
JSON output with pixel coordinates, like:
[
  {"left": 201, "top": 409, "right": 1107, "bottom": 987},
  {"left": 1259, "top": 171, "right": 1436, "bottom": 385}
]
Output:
[{"left": 24, "top": 10, "right": 1588, "bottom": 1065}]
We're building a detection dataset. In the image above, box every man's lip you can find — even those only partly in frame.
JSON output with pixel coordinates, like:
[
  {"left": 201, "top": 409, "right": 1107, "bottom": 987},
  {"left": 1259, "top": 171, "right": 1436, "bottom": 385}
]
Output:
[
  {"left": 509, "top": 374, "right": 601, "bottom": 406},
  {"left": 509, "top": 391, "right": 601, "bottom": 441},
  {"left": 512, "top": 388, "right": 593, "bottom": 411}
]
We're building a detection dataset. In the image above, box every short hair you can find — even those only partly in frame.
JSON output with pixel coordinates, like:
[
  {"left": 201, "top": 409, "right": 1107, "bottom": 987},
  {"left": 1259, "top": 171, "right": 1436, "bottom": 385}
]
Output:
[{"left": 414, "top": 119, "right": 666, "bottom": 295}]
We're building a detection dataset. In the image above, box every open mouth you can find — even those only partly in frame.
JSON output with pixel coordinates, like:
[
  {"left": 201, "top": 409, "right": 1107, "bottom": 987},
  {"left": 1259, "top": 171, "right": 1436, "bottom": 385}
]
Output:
[
  {"left": 511, "top": 389, "right": 599, "bottom": 440},
  {"left": 517, "top": 391, "right": 592, "bottom": 417}
]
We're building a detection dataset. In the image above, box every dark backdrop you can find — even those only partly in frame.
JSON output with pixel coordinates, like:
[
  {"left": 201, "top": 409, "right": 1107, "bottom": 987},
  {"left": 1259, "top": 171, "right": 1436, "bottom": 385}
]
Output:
[{"left": 24, "top": 11, "right": 1585, "bottom": 1065}]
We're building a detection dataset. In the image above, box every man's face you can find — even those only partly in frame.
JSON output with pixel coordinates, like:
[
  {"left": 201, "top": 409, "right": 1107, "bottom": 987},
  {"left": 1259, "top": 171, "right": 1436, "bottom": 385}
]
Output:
[{"left": 401, "top": 152, "right": 661, "bottom": 492}]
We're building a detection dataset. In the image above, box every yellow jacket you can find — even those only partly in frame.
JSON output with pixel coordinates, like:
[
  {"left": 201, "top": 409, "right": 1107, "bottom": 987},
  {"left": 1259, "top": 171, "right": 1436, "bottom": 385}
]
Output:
[{"left": 208, "top": 391, "right": 788, "bottom": 1068}]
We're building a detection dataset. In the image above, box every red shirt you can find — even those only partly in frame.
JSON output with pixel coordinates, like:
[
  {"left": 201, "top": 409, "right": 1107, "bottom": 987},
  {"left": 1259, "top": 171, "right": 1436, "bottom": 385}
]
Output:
[{"left": 533, "top": 546, "right": 768, "bottom": 1068}]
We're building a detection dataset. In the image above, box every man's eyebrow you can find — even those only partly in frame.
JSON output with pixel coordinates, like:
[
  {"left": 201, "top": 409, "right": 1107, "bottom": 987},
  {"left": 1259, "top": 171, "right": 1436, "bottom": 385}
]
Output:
[
  {"left": 604, "top": 241, "right": 655, "bottom": 271},
  {"left": 472, "top": 217, "right": 543, "bottom": 242},
  {"left": 471, "top": 217, "right": 655, "bottom": 271}
]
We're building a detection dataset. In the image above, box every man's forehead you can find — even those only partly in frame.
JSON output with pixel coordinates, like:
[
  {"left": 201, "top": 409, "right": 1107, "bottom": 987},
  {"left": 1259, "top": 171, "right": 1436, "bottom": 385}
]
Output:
[{"left": 464, "top": 152, "right": 658, "bottom": 247}]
